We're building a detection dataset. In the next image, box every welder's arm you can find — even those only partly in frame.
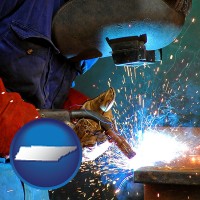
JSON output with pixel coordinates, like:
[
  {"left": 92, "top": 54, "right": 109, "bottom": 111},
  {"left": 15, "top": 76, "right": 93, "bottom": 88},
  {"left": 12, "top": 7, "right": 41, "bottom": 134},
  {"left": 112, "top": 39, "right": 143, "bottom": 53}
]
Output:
[{"left": 0, "top": 79, "right": 39, "bottom": 157}]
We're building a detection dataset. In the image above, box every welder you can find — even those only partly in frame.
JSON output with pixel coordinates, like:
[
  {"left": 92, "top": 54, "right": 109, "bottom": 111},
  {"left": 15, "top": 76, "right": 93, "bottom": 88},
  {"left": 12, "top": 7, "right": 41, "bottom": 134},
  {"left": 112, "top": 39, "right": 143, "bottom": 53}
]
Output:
[
  {"left": 0, "top": 1, "right": 131, "bottom": 199},
  {"left": 0, "top": 1, "right": 100, "bottom": 199}
]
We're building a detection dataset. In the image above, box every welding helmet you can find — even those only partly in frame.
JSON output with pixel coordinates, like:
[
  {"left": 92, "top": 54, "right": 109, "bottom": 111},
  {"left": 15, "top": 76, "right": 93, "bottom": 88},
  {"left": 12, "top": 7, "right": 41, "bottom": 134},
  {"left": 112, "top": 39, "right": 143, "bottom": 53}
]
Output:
[{"left": 52, "top": 0, "right": 192, "bottom": 67}]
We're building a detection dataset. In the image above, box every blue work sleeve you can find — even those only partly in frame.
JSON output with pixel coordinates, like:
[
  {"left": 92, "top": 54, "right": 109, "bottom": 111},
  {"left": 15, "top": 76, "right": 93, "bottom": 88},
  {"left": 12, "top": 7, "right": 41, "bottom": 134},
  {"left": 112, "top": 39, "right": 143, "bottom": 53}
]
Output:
[
  {"left": 70, "top": 57, "right": 99, "bottom": 88},
  {"left": 73, "top": 58, "right": 99, "bottom": 75},
  {"left": 0, "top": 0, "right": 24, "bottom": 20}
]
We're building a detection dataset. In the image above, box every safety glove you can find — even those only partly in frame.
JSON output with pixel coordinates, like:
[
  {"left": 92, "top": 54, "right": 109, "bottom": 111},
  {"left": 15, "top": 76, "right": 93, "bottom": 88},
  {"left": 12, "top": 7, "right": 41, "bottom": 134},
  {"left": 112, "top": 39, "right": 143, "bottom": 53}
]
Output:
[
  {"left": 72, "top": 87, "right": 117, "bottom": 161},
  {"left": 0, "top": 79, "right": 39, "bottom": 157}
]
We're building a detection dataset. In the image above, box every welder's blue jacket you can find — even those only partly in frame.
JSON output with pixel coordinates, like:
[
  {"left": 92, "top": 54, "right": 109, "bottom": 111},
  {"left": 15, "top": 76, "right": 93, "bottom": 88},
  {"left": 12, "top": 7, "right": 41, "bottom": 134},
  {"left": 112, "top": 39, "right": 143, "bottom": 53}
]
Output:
[{"left": 0, "top": 0, "right": 97, "bottom": 109}]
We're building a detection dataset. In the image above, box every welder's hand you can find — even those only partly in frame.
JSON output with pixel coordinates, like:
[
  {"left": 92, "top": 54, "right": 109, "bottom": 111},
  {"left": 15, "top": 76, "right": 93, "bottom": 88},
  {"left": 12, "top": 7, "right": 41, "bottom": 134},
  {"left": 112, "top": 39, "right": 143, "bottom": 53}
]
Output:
[
  {"left": 0, "top": 79, "right": 39, "bottom": 157},
  {"left": 72, "top": 87, "right": 118, "bottom": 162},
  {"left": 73, "top": 119, "right": 111, "bottom": 162},
  {"left": 73, "top": 119, "right": 107, "bottom": 147}
]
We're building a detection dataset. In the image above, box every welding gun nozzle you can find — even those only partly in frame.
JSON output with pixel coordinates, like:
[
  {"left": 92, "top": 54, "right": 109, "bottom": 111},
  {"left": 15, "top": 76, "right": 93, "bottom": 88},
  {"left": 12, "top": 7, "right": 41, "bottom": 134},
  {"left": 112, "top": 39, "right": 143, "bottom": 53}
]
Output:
[{"left": 105, "top": 129, "right": 136, "bottom": 159}]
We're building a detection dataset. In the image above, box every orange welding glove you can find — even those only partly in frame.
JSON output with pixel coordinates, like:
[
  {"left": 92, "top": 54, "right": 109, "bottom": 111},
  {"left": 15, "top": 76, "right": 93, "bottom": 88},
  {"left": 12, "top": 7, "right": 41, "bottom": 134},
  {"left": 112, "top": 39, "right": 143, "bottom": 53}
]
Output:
[{"left": 0, "top": 79, "right": 40, "bottom": 157}]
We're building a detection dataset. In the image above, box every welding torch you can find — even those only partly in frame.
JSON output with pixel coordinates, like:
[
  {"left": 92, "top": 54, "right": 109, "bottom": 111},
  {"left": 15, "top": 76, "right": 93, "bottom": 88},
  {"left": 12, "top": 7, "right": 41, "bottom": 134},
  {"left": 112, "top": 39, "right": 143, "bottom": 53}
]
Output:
[{"left": 39, "top": 109, "right": 136, "bottom": 159}]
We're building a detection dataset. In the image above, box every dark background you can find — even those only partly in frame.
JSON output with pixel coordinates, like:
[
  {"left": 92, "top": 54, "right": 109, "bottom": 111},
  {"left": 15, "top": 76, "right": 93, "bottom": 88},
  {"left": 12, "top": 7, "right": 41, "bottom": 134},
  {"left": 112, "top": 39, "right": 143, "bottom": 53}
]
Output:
[{"left": 50, "top": 0, "right": 200, "bottom": 199}]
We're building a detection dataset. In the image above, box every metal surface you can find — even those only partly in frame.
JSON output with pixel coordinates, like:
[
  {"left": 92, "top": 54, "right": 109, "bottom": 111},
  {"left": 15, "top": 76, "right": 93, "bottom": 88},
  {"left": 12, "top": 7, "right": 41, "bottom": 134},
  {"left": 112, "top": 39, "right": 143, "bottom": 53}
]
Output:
[
  {"left": 134, "top": 127, "right": 200, "bottom": 185},
  {"left": 52, "top": 0, "right": 186, "bottom": 62},
  {"left": 144, "top": 184, "right": 200, "bottom": 200},
  {"left": 135, "top": 166, "right": 200, "bottom": 185}
]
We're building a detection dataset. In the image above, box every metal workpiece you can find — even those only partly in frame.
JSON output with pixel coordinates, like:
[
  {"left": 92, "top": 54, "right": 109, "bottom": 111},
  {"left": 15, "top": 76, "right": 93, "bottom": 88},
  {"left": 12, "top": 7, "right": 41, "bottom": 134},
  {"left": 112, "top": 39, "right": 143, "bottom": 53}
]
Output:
[
  {"left": 134, "top": 127, "right": 200, "bottom": 200},
  {"left": 134, "top": 127, "right": 200, "bottom": 185},
  {"left": 134, "top": 166, "right": 200, "bottom": 185}
]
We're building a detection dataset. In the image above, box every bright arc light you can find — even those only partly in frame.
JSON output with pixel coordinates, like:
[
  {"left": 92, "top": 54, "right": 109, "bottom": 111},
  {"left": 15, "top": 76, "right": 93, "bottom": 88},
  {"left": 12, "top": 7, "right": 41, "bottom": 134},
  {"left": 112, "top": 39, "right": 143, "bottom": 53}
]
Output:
[{"left": 127, "top": 129, "right": 188, "bottom": 170}]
